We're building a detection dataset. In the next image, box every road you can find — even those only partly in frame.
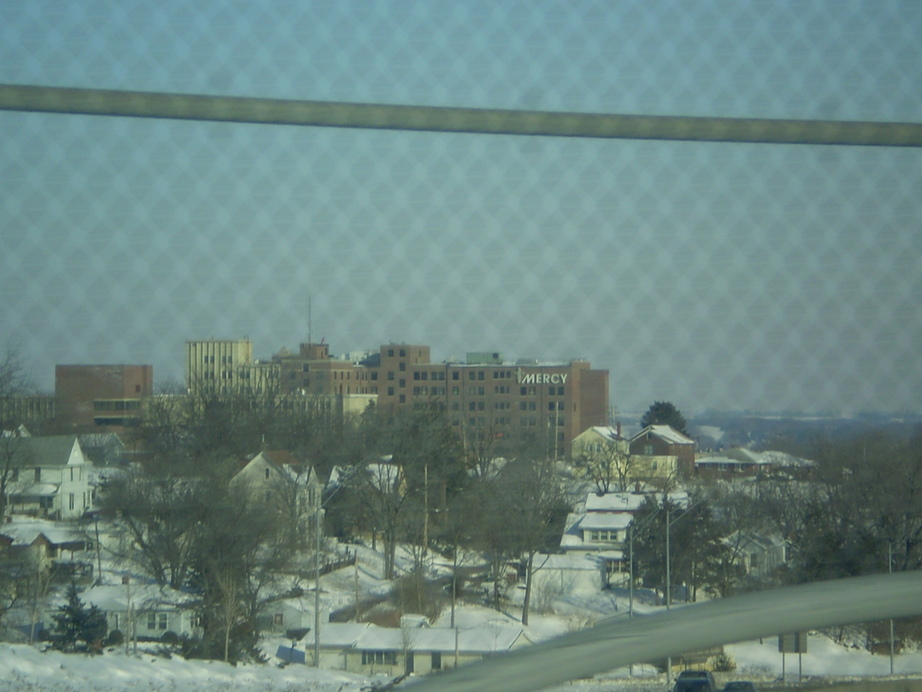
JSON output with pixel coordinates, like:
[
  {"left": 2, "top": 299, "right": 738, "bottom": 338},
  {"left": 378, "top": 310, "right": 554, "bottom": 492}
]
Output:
[{"left": 405, "top": 571, "right": 922, "bottom": 692}]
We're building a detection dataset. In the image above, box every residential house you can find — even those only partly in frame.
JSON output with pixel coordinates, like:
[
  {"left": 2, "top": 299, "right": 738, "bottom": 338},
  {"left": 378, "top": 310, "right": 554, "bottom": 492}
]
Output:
[
  {"left": 696, "top": 448, "right": 814, "bottom": 479},
  {"left": 725, "top": 531, "right": 788, "bottom": 581},
  {"left": 82, "top": 581, "right": 199, "bottom": 641},
  {"left": 4, "top": 435, "right": 93, "bottom": 520},
  {"left": 571, "top": 426, "right": 627, "bottom": 458},
  {"left": 77, "top": 432, "right": 126, "bottom": 468},
  {"left": 560, "top": 492, "right": 646, "bottom": 586},
  {"left": 560, "top": 491, "right": 688, "bottom": 587},
  {"left": 629, "top": 425, "right": 696, "bottom": 477},
  {"left": 231, "top": 450, "right": 323, "bottom": 536},
  {"left": 297, "top": 622, "right": 530, "bottom": 675}
]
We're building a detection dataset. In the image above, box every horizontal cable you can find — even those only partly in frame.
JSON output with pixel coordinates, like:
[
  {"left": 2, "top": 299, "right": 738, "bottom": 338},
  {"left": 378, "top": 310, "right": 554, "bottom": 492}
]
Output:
[{"left": 1, "top": 83, "right": 921, "bottom": 147}]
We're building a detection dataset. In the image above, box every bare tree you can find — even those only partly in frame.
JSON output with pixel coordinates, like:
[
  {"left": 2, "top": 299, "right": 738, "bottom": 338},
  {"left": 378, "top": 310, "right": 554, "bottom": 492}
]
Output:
[
  {"left": 0, "top": 431, "right": 33, "bottom": 519},
  {"left": 0, "top": 347, "right": 31, "bottom": 422},
  {"left": 98, "top": 470, "right": 210, "bottom": 590},
  {"left": 573, "top": 434, "right": 636, "bottom": 494}
]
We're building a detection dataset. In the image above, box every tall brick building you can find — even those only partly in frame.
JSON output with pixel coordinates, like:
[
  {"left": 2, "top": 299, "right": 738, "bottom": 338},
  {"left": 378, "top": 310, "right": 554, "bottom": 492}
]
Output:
[{"left": 270, "top": 342, "right": 609, "bottom": 458}]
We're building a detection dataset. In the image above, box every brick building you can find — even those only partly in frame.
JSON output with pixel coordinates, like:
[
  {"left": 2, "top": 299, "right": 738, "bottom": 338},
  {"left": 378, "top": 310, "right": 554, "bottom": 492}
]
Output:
[
  {"left": 268, "top": 342, "right": 608, "bottom": 458},
  {"left": 54, "top": 364, "right": 154, "bottom": 431}
]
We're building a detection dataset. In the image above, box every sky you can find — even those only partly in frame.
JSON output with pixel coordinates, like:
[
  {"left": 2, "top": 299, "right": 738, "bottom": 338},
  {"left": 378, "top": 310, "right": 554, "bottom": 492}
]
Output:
[{"left": 1, "top": 0, "right": 921, "bottom": 416}]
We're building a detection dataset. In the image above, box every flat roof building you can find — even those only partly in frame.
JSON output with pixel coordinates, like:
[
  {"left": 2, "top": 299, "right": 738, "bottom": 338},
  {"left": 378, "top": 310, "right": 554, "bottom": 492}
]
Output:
[{"left": 55, "top": 364, "right": 153, "bottom": 431}]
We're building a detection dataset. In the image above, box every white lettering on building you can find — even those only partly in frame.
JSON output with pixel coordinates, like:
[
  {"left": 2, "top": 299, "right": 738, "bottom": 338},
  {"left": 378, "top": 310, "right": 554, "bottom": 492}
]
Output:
[{"left": 516, "top": 369, "right": 568, "bottom": 385}]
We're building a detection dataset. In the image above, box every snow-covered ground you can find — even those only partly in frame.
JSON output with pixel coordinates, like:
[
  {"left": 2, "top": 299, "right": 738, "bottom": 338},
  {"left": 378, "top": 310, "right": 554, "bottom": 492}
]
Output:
[{"left": 2, "top": 539, "right": 921, "bottom": 691}]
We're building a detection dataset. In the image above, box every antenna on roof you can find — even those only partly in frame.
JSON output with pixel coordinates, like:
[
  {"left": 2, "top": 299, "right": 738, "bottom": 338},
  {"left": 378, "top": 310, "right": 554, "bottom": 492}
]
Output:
[{"left": 308, "top": 294, "right": 312, "bottom": 344}]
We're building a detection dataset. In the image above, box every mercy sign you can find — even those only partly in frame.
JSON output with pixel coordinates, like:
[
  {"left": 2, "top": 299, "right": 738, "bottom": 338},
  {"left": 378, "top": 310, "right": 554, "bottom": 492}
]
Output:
[{"left": 516, "top": 368, "right": 568, "bottom": 385}]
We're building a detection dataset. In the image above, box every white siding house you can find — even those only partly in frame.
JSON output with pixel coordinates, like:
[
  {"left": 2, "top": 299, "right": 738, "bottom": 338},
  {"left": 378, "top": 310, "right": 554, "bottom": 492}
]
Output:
[{"left": 5, "top": 436, "right": 93, "bottom": 520}]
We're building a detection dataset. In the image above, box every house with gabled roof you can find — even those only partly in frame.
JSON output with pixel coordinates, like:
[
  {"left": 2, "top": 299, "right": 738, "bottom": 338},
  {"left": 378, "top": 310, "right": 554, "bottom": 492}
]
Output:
[
  {"left": 231, "top": 450, "right": 323, "bottom": 536},
  {"left": 629, "top": 424, "right": 696, "bottom": 476},
  {"left": 4, "top": 435, "right": 93, "bottom": 520},
  {"left": 81, "top": 580, "right": 199, "bottom": 641}
]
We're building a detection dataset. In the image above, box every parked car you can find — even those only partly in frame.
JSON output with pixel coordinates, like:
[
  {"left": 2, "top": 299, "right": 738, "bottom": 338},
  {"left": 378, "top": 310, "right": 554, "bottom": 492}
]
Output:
[
  {"left": 722, "top": 682, "right": 757, "bottom": 692},
  {"left": 672, "top": 670, "right": 718, "bottom": 692}
]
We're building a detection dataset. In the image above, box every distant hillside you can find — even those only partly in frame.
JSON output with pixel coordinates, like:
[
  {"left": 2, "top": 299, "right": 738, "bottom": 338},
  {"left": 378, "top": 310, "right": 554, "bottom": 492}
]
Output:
[{"left": 688, "top": 412, "right": 922, "bottom": 453}]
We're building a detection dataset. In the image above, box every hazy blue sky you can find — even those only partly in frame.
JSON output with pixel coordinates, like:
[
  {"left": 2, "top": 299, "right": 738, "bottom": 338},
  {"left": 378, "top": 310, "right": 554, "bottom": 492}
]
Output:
[{"left": 1, "top": 1, "right": 920, "bottom": 416}]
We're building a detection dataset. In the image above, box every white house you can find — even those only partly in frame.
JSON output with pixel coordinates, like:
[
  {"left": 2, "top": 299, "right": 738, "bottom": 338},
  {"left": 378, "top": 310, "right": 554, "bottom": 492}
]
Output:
[
  {"left": 231, "top": 450, "right": 323, "bottom": 533},
  {"left": 5, "top": 436, "right": 93, "bottom": 520},
  {"left": 295, "top": 622, "right": 530, "bottom": 675},
  {"left": 81, "top": 581, "right": 199, "bottom": 641}
]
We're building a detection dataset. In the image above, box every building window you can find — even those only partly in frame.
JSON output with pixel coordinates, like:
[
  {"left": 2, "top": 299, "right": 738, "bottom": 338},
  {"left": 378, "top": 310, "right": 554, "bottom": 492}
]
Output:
[
  {"left": 387, "top": 387, "right": 394, "bottom": 396},
  {"left": 399, "top": 362, "right": 406, "bottom": 371},
  {"left": 362, "top": 651, "right": 397, "bottom": 665},
  {"left": 399, "top": 395, "right": 406, "bottom": 403},
  {"left": 478, "top": 372, "right": 484, "bottom": 380},
  {"left": 387, "top": 349, "right": 394, "bottom": 357},
  {"left": 452, "top": 372, "right": 459, "bottom": 380},
  {"left": 399, "top": 349, "right": 406, "bottom": 357},
  {"left": 387, "top": 371, "right": 394, "bottom": 380}
]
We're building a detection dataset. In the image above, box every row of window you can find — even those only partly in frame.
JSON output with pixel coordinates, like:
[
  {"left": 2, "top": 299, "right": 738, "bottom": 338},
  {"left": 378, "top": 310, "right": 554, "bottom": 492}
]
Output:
[
  {"left": 586, "top": 530, "right": 622, "bottom": 542},
  {"left": 450, "top": 416, "right": 566, "bottom": 427},
  {"left": 412, "top": 371, "right": 447, "bottom": 381},
  {"left": 93, "top": 400, "right": 141, "bottom": 411}
]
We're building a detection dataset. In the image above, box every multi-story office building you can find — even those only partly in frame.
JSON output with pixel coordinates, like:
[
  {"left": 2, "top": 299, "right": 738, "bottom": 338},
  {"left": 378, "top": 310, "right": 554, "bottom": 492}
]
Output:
[
  {"left": 266, "top": 341, "right": 608, "bottom": 458},
  {"left": 371, "top": 345, "right": 609, "bottom": 458},
  {"left": 185, "top": 339, "right": 277, "bottom": 395}
]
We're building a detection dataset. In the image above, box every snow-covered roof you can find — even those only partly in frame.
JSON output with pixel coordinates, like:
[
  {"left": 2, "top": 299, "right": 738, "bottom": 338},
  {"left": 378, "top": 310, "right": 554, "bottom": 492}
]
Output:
[
  {"left": 530, "top": 553, "right": 602, "bottom": 571},
  {"left": 583, "top": 426, "right": 623, "bottom": 441},
  {"left": 630, "top": 425, "right": 695, "bottom": 446},
  {"left": 578, "top": 513, "right": 633, "bottom": 531},
  {"left": 0, "top": 518, "right": 85, "bottom": 546},
  {"left": 584, "top": 493, "right": 646, "bottom": 513},
  {"left": 82, "top": 583, "right": 196, "bottom": 613},
  {"left": 305, "top": 623, "right": 372, "bottom": 648},
  {"left": 695, "top": 455, "right": 765, "bottom": 468},
  {"left": 304, "top": 622, "right": 525, "bottom": 654},
  {"left": 7, "top": 482, "right": 59, "bottom": 498}
]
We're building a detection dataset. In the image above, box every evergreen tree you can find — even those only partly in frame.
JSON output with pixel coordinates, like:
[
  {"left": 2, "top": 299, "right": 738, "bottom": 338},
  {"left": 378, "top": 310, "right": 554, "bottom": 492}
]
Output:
[
  {"left": 52, "top": 583, "right": 107, "bottom": 653},
  {"left": 640, "top": 401, "right": 688, "bottom": 435}
]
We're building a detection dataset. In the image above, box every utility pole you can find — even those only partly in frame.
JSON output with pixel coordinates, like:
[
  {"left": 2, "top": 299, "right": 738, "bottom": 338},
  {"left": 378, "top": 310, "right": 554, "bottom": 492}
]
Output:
[
  {"left": 314, "top": 504, "right": 322, "bottom": 667},
  {"left": 889, "top": 543, "right": 895, "bottom": 675},
  {"left": 423, "top": 463, "right": 429, "bottom": 557},
  {"left": 664, "top": 495, "right": 705, "bottom": 682}
]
